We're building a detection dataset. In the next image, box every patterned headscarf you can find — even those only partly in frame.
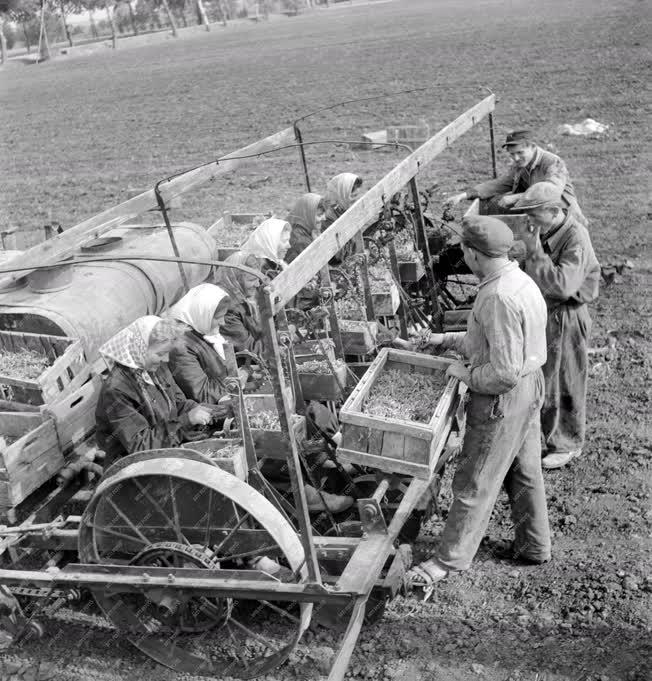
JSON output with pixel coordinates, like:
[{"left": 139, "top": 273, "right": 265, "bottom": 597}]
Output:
[
  {"left": 99, "top": 316, "right": 161, "bottom": 385},
  {"left": 213, "top": 251, "right": 261, "bottom": 306},
  {"left": 325, "top": 173, "right": 361, "bottom": 213},
  {"left": 168, "top": 283, "right": 231, "bottom": 359},
  {"left": 242, "top": 218, "right": 291, "bottom": 268}
]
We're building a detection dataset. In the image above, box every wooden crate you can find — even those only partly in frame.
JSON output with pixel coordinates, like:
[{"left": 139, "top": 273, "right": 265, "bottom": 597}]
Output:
[
  {"left": 0, "top": 330, "right": 90, "bottom": 410},
  {"left": 0, "top": 411, "right": 64, "bottom": 513},
  {"left": 296, "top": 357, "right": 347, "bottom": 401},
  {"left": 398, "top": 257, "right": 425, "bottom": 282},
  {"left": 42, "top": 375, "right": 101, "bottom": 454},
  {"left": 182, "top": 438, "right": 247, "bottom": 481},
  {"left": 340, "top": 321, "right": 378, "bottom": 355},
  {"left": 339, "top": 349, "right": 459, "bottom": 480},
  {"left": 243, "top": 394, "right": 306, "bottom": 461},
  {"left": 372, "top": 281, "right": 400, "bottom": 316}
]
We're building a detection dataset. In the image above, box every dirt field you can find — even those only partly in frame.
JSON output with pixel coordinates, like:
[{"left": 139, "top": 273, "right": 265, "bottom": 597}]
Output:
[{"left": 0, "top": 0, "right": 650, "bottom": 679}]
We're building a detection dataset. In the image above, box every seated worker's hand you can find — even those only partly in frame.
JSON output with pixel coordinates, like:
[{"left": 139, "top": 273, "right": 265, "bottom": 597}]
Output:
[
  {"left": 392, "top": 337, "right": 416, "bottom": 351},
  {"left": 237, "top": 367, "right": 250, "bottom": 388},
  {"left": 498, "top": 194, "right": 519, "bottom": 208},
  {"left": 445, "top": 360, "right": 471, "bottom": 386},
  {"left": 443, "top": 192, "right": 467, "bottom": 208},
  {"left": 188, "top": 405, "right": 214, "bottom": 426}
]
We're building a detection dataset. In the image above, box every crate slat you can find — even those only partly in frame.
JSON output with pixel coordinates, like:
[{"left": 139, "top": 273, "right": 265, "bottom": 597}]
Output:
[{"left": 0, "top": 412, "right": 64, "bottom": 512}]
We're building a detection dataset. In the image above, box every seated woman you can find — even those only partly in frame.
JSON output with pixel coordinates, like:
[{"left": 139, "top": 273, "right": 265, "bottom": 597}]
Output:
[
  {"left": 285, "top": 193, "right": 325, "bottom": 263},
  {"left": 241, "top": 217, "right": 292, "bottom": 277},
  {"left": 322, "top": 173, "right": 363, "bottom": 230},
  {"left": 167, "top": 283, "right": 237, "bottom": 407},
  {"left": 213, "top": 252, "right": 265, "bottom": 357},
  {"left": 96, "top": 316, "right": 212, "bottom": 465}
]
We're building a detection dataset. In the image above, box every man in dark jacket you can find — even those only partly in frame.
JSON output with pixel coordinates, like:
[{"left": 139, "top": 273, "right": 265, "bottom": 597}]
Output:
[
  {"left": 445, "top": 130, "right": 587, "bottom": 225},
  {"left": 514, "top": 182, "right": 600, "bottom": 469}
]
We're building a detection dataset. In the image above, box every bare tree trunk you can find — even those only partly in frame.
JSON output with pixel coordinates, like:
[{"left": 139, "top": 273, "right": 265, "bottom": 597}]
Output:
[
  {"left": 22, "top": 22, "right": 31, "bottom": 52},
  {"left": 88, "top": 10, "right": 98, "bottom": 39},
  {"left": 59, "top": 2, "right": 73, "bottom": 47},
  {"left": 126, "top": 1, "right": 138, "bottom": 34},
  {"left": 196, "top": 0, "right": 209, "bottom": 30},
  {"left": 104, "top": 1, "right": 117, "bottom": 48},
  {"left": 0, "top": 26, "right": 6, "bottom": 66},
  {"left": 160, "top": 0, "right": 178, "bottom": 36}
]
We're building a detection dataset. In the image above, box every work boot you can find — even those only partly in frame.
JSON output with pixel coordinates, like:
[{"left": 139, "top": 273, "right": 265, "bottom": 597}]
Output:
[
  {"left": 489, "top": 540, "right": 550, "bottom": 566},
  {"left": 250, "top": 556, "right": 293, "bottom": 581},
  {"left": 304, "top": 485, "right": 354, "bottom": 514},
  {"left": 542, "top": 450, "right": 581, "bottom": 469}
]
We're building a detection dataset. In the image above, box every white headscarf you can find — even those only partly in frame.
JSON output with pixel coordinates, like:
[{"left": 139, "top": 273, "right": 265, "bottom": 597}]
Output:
[
  {"left": 242, "top": 218, "right": 291, "bottom": 268},
  {"left": 169, "top": 283, "right": 231, "bottom": 359},
  {"left": 99, "top": 315, "right": 162, "bottom": 385},
  {"left": 325, "top": 173, "right": 361, "bottom": 213}
]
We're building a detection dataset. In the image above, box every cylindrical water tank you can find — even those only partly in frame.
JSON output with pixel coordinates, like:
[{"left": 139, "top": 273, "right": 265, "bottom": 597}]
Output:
[{"left": 0, "top": 222, "right": 215, "bottom": 361}]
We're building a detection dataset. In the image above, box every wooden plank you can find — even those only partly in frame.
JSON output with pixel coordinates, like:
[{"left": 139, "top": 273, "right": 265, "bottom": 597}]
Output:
[
  {"left": 0, "top": 126, "right": 296, "bottom": 289},
  {"left": 386, "top": 348, "right": 455, "bottom": 371},
  {"left": 380, "top": 431, "right": 406, "bottom": 461},
  {"left": 340, "top": 411, "right": 433, "bottom": 440},
  {"left": 0, "top": 411, "right": 43, "bottom": 436},
  {"left": 338, "top": 448, "right": 430, "bottom": 480},
  {"left": 341, "top": 424, "right": 368, "bottom": 453},
  {"left": 407, "top": 436, "right": 431, "bottom": 466},
  {"left": 270, "top": 95, "right": 495, "bottom": 310}
]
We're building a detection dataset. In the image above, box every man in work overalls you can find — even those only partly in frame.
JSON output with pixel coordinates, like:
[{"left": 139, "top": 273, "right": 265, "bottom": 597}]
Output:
[
  {"left": 407, "top": 215, "right": 552, "bottom": 587},
  {"left": 513, "top": 182, "right": 600, "bottom": 469},
  {"left": 445, "top": 130, "right": 588, "bottom": 225}
]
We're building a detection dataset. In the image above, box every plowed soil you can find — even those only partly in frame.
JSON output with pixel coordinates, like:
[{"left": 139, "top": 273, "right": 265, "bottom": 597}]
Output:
[{"left": 0, "top": 0, "right": 650, "bottom": 680}]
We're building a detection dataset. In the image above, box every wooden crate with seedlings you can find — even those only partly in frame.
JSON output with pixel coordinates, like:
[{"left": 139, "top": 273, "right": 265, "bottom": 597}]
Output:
[
  {"left": 369, "top": 266, "right": 400, "bottom": 316},
  {"left": 0, "top": 330, "right": 90, "bottom": 410},
  {"left": 339, "top": 349, "right": 460, "bottom": 479},
  {"left": 182, "top": 438, "right": 247, "bottom": 481},
  {"left": 0, "top": 411, "right": 64, "bottom": 514},
  {"left": 398, "top": 257, "right": 425, "bottom": 283},
  {"left": 243, "top": 394, "right": 306, "bottom": 461},
  {"left": 296, "top": 356, "right": 347, "bottom": 401},
  {"left": 340, "top": 320, "right": 378, "bottom": 355}
]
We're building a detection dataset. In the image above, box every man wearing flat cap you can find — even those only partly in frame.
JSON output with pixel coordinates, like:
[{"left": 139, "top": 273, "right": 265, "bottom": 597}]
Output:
[
  {"left": 445, "top": 129, "right": 587, "bottom": 225},
  {"left": 513, "top": 182, "right": 600, "bottom": 470},
  {"left": 403, "top": 214, "right": 551, "bottom": 588}
]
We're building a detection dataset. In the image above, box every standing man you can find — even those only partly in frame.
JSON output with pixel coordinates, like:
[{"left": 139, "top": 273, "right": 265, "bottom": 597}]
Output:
[
  {"left": 405, "top": 215, "right": 551, "bottom": 587},
  {"left": 445, "top": 130, "right": 587, "bottom": 225},
  {"left": 513, "top": 182, "right": 600, "bottom": 469}
]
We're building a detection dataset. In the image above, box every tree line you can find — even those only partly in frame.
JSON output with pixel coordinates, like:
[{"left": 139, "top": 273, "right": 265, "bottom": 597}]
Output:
[{"left": 0, "top": 0, "right": 317, "bottom": 62}]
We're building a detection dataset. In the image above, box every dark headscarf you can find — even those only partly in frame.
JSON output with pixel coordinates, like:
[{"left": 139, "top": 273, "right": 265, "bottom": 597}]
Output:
[{"left": 285, "top": 192, "right": 324, "bottom": 263}]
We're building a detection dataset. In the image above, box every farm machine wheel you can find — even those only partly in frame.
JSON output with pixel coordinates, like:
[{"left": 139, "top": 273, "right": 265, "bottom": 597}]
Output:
[{"left": 78, "top": 453, "right": 313, "bottom": 679}]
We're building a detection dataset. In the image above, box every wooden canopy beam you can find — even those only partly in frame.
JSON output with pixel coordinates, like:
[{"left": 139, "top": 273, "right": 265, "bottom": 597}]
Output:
[
  {"left": 269, "top": 95, "right": 496, "bottom": 312},
  {"left": 0, "top": 126, "right": 296, "bottom": 290}
]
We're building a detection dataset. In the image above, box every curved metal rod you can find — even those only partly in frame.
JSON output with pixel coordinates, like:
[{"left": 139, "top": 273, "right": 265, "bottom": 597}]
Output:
[
  {"left": 0, "top": 255, "right": 268, "bottom": 282},
  {"left": 294, "top": 87, "right": 428, "bottom": 124},
  {"left": 157, "top": 139, "right": 415, "bottom": 186}
]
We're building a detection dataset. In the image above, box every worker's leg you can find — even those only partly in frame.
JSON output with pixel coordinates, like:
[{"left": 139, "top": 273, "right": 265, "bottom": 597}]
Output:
[
  {"left": 543, "top": 304, "right": 591, "bottom": 454},
  {"left": 434, "top": 374, "right": 537, "bottom": 572},
  {"left": 504, "top": 371, "right": 551, "bottom": 561}
]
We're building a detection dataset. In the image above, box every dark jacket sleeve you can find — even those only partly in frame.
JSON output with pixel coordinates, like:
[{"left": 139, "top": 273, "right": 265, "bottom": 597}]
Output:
[
  {"left": 158, "top": 365, "right": 198, "bottom": 428},
  {"left": 221, "top": 306, "right": 264, "bottom": 356},
  {"left": 467, "top": 169, "right": 515, "bottom": 200},
  {"left": 97, "top": 382, "right": 161, "bottom": 455},
  {"left": 169, "top": 343, "right": 226, "bottom": 405}
]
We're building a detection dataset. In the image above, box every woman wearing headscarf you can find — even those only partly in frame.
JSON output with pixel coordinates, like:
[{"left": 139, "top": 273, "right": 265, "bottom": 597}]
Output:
[
  {"left": 213, "top": 252, "right": 265, "bottom": 356},
  {"left": 285, "top": 193, "right": 325, "bottom": 263},
  {"left": 241, "top": 217, "right": 292, "bottom": 278},
  {"left": 96, "top": 316, "right": 213, "bottom": 464},
  {"left": 322, "top": 173, "right": 363, "bottom": 231},
  {"left": 167, "top": 283, "right": 235, "bottom": 407}
]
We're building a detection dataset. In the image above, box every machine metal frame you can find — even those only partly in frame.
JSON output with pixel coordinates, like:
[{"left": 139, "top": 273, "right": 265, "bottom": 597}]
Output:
[{"left": 0, "top": 95, "right": 496, "bottom": 680}]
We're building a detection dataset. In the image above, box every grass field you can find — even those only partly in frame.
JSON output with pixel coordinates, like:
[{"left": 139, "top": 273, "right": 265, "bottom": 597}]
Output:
[{"left": 0, "top": 0, "right": 650, "bottom": 680}]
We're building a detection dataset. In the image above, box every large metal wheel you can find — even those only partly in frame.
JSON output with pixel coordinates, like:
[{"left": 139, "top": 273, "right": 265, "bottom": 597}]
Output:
[{"left": 78, "top": 454, "right": 312, "bottom": 679}]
